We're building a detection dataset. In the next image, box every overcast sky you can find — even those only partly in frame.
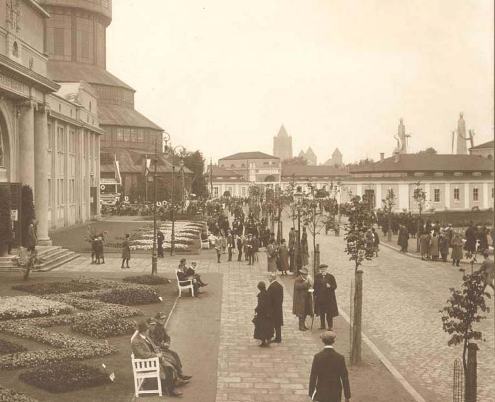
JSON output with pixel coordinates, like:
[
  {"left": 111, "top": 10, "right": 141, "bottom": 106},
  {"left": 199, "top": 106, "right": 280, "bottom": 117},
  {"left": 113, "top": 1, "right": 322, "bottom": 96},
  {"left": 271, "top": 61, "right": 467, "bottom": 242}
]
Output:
[{"left": 107, "top": 0, "right": 493, "bottom": 164}]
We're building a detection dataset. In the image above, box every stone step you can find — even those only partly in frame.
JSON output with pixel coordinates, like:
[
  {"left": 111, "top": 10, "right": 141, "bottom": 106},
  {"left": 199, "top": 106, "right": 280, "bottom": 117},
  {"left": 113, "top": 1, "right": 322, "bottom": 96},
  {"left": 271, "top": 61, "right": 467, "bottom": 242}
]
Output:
[{"left": 0, "top": 247, "right": 79, "bottom": 272}]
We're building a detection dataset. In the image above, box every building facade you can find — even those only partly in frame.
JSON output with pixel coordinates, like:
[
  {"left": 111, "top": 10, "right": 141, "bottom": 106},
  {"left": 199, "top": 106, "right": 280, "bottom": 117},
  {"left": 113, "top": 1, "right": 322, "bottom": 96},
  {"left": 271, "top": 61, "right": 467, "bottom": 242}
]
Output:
[
  {"left": 469, "top": 140, "right": 494, "bottom": 160},
  {"left": 348, "top": 154, "right": 494, "bottom": 212},
  {"left": 273, "top": 125, "right": 292, "bottom": 161},
  {"left": 324, "top": 148, "right": 343, "bottom": 167},
  {"left": 218, "top": 152, "right": 281, "bottom": 183},
  {"left": 0, "top": 0, "right": 101, "bottom": 246},
  {"left": 38, "top": 0, "right": 167, "bottom": 198}
]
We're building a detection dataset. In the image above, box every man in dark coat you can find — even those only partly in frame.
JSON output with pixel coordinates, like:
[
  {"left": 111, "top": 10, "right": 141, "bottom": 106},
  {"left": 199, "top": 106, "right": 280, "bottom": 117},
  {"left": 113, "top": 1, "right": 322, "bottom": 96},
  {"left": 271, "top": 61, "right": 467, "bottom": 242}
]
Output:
[
  {"left": 267, "top": 273, "right": 283, "bottom": 343},
  {"left": 309, "top": 331, "right": 351, "bottom": 402},
  {"left": 464, "top": 222, "right": 477, "bottom": 254},
  {"left": 314, "top": 264, "right": 338, "bottom": 330}
]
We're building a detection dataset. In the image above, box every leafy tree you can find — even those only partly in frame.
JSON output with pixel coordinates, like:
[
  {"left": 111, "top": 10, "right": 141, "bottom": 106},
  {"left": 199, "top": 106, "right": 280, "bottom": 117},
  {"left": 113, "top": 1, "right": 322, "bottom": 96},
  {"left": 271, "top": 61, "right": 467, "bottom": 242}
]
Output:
[
  {"left": 21, "top": 185, "right": 35, "bottom": 248},
  {"left": 441, "top": 269, "right": 491, "bottom": 381},
  {"left": 381, "top": 188, "right": 395, "bottom": 241},
  {"left": 344, "top": 195, "right": 376, "bottom": 272},
  {"left": 0, "top": 185, "right": 11, "bottom": 255},
  {"left": 282, "top": 156, "right": 308, "bottom": 166},
  {"left": 300, "top": 199, "right": 327, "bottom": 275},
  {"left": 417, "top": 147, "right": 437, "bottom": 155},
  {"left": 183, "top": 151, "right": 207, "bottom": 199}
]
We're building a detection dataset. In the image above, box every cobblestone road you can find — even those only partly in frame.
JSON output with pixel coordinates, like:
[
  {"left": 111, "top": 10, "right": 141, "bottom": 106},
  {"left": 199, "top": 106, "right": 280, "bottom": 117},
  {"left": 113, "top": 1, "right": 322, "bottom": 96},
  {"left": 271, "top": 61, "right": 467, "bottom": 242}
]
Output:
[{"left": 317, "top": 233, "right": 495, "bottom": 402}]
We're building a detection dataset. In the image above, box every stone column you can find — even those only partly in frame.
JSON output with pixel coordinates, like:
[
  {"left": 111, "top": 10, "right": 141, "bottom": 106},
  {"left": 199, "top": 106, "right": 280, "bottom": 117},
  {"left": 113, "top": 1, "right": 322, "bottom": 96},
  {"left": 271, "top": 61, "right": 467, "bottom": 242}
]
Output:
[
  {"left": 18, "top": 102, "right": 35, "bottom": 189},
  {"left": 34, "top": 105, "right": 51, "bottom": 245}
]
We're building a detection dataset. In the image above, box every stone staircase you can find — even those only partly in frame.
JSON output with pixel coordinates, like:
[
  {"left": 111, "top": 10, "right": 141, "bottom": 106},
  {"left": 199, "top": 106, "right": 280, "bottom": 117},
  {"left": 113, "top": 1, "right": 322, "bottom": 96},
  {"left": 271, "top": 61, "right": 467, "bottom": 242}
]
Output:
[{"left": 0, "top": 246, "right": 80, "bottom": 272}]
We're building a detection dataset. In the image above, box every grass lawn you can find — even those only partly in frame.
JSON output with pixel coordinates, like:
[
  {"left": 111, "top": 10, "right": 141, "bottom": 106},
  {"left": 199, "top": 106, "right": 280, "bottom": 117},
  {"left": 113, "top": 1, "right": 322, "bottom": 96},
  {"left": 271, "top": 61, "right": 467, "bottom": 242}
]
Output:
[
  {"left": 50, "top": 221, "right": 149, "bottom": 253},
  {"left": 0, "top": 270, "right": 177, "bottom": 402}
]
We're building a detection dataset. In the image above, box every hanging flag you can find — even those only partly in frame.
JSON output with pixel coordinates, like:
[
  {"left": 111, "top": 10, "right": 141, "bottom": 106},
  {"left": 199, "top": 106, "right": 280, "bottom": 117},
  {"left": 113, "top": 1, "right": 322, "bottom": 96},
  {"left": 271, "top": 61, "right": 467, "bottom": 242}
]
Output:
[{"left": 144, "top": 155, "right": 152, "bottom": 176}]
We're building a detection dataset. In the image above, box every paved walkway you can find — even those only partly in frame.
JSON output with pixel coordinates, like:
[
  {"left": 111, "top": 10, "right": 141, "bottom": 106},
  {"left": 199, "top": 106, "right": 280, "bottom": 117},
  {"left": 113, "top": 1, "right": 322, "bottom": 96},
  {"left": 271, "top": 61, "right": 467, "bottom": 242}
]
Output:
[
  {"left": 316, "top": 233, "right": 495, "bottom": 402},
  {"left": 57, "top": 252, "right": 415, "bottom": 402}
]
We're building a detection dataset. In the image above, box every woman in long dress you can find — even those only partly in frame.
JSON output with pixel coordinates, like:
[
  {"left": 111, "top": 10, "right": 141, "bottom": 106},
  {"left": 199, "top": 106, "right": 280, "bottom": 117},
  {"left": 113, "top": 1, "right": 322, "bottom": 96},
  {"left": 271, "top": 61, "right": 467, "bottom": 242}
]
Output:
[{"left": 253, "top": 281, "right": 273, "bottom": 347}]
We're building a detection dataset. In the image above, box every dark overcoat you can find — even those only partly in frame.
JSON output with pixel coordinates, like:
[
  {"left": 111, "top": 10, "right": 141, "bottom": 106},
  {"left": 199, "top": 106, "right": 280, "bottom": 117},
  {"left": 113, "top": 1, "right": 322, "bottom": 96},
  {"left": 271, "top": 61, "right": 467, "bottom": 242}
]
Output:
[
  {"left": 253, "top": 290, "right": 274, "bottom": 341},
  {"left": 309, "top": 348, "right": 351, "bottom": 402},
  {"left": 278, "top": 245, "right": 289, "bottom": 271},
  {"left": 292, "top": 276, "right": 313, "bottom": 317},
  {"left": 121, "top": 239, "right": 131, "bottom": 259},
  {"left": 314, "top": 273, "right": 339, "bottom": 318},
  {"left": 267, "top": 280, "right": 284, "bottom": 326}
]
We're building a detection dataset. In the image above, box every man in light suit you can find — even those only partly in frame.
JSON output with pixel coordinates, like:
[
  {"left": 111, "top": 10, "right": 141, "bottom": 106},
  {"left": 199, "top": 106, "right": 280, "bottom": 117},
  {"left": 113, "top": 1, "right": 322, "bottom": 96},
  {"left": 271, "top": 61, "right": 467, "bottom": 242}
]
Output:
[
  {"left": 267, "top": 273, "right": 284, "bottom": 343},
  {"left": 309, "top": 331, "right": 351, "bottom": 402},
  {"left": 131, "top": 321, "right": 183, "bottom": 397}
]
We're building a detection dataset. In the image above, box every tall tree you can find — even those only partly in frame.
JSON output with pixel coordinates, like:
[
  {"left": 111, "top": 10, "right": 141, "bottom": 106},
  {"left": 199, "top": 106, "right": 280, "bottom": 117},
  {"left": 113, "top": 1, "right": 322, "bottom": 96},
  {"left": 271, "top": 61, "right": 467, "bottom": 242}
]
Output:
[
  {"left": 183, "top": 151, "right": 207, "bottom": 199},
  {"left": 282, "top": 156, "right": 308, "bottom": 166},
  {"left": 382, "top": 188, "right": 395, "bottom": 241},
  {"left": 417, "top": 147, "right": 437, "bottom": 155}
]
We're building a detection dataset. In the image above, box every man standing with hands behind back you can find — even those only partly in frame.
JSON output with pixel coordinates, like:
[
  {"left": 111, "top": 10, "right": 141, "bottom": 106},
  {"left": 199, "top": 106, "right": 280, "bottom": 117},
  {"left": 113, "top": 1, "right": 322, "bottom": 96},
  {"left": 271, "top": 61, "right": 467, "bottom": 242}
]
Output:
[{"left": 309, "top": 331, "right": 351, "bottom": 402}]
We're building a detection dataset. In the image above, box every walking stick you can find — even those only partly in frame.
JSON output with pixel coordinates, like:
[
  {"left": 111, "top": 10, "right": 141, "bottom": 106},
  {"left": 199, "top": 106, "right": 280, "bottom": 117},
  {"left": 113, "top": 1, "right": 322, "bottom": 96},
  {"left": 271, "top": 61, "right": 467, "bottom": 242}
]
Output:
[{"left": 309, "top": 288, "right": 315, "bottom": 330}]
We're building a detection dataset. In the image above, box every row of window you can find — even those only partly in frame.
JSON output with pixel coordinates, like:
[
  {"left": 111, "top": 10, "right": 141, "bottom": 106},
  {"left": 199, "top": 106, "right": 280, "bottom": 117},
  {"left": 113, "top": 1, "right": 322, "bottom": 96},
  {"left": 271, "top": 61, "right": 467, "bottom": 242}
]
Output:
[
  {"left": 101, "top": 127, "right": 160, "bottom": 144},
  {"left": 432, "top": 187, "right": 493, "bottom": 203}
]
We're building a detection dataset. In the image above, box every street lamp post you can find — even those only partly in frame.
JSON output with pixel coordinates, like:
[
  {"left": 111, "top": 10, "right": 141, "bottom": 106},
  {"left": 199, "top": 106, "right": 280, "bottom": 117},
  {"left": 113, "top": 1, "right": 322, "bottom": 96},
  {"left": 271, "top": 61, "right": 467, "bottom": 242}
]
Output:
[
  {"left": 151, "top": 139, "right": 158, "bottom": 275},
  {"left": 165, "top": 144, "right": 185, "bottom": 256}
]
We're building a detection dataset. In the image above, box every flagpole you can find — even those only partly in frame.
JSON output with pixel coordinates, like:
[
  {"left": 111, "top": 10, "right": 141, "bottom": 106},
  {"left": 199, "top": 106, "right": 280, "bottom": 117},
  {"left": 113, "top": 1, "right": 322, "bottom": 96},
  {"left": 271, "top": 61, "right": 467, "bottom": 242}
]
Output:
[
  {"left": 209, "top": 157, "right": 213, "bottom": 198},
  {"left": 151, "top": 142, "right": 158, "bottom": 275}
]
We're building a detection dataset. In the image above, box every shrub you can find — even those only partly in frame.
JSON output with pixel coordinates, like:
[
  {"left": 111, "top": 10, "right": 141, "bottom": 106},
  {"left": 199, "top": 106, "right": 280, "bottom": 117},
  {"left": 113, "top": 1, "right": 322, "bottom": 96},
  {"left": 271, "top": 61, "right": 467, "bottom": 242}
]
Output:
[
  {"left": 19, "top": 362, "right": 111, "bottom": 393},
  {"left": 0, "top": 338, "right": 27, "bottom": 355},
  {"left": 12, "top": 281, "right": 102, "bottom": 295},
  {"left": 71, "top": 315, "right": 136, "bottom": 338},
  {"left": 123, "top": 275, "right": 169, "bottom": 285},
  {"left": 0, "top": 386, "right": 38, "bottom": 402},
  {"left": 91, "top": 288, "right": 161, "bottom": 306}
]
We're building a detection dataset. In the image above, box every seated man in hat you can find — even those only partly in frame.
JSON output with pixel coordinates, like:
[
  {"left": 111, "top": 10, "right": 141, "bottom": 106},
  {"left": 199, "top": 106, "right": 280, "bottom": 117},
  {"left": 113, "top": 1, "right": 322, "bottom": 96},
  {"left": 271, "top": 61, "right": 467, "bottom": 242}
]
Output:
[
  {"left": 131, "top": 320, "right": 182, "bottom": 397},
  {"left": 177, "top": 259, "right": 207, "bottom": 295},
  {"left": 148, "top": 313, "right": 192, "bottom": 382}
]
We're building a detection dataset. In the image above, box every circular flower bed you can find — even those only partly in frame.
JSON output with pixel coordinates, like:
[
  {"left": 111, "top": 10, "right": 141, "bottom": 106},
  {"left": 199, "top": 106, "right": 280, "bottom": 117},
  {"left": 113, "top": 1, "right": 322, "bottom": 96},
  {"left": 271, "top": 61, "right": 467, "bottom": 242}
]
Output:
[
  {"left": 19, "top": 361, "right": 111, "bottom": 393},
  {"left": 71, "top": 315, "right": 136, "bottom": 338},
  {"left": 122, "top": 275, "right": 170, "bottom": 285}
]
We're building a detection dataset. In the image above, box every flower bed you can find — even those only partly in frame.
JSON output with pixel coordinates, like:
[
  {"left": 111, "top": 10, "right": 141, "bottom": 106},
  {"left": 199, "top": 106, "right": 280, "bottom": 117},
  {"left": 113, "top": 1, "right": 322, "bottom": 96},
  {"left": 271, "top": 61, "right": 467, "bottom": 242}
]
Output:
[
  {"left": 0, "top": 296, "right": 75, "bottom": 320},
  {"left": 123, "top": 275, "right": 170, "bottom": 285},
  {"left": 12, "top": 281, "right": 103, "bottom": 295},
  {"left": 0, "top": 386, "right": 38, "bottom": 402},
  {"left": 0, "top": 339, "right": 27, "bottom": 355},
  {"left": 82, "top": 288, "right": 161, "bottom": 306},
  {"left": 71, "top": 314, "right": 136, "bottom": 338},
  {"left": 19, "top": 362, "right": 111, "bottom": 393}
]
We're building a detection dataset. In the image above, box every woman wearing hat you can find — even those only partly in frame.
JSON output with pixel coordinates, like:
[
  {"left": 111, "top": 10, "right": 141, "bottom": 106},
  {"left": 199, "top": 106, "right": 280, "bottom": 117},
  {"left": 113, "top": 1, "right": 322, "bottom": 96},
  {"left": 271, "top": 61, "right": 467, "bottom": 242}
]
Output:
[{"left": 253, "top": 281, "right": 274, "bottom": 347}]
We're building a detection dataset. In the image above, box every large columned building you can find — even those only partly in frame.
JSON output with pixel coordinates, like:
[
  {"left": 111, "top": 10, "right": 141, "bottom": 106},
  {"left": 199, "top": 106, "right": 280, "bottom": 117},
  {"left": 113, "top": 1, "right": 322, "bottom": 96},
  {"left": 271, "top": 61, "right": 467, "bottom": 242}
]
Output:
[{"left": 0, "top": 0, "right": 101, "bottom": 247}]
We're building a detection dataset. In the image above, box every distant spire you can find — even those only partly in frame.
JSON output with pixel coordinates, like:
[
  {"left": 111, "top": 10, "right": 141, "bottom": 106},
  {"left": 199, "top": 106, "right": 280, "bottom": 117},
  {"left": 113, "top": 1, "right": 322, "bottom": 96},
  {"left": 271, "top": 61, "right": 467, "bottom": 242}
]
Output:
[{"left": 277, "top": 125, "right": 289, "bottom": 137}]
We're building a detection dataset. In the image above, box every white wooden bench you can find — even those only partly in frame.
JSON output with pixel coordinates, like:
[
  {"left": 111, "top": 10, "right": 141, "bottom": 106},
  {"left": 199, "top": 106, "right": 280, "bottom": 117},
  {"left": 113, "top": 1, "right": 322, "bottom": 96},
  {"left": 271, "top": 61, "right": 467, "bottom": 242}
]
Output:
[
  {"left": 176, "top": 269, "right": 195, "bottom": 297},
  {"left": 131, "top": 353, "right": 162, "bottom": 397}
]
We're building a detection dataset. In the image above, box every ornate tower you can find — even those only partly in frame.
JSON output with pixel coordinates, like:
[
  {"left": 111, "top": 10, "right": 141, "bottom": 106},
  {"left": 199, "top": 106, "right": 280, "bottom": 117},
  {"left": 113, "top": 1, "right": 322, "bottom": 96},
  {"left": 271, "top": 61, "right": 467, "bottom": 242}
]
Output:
[{"left": 273, "top": 125, "right": 293, "bottom": 160}]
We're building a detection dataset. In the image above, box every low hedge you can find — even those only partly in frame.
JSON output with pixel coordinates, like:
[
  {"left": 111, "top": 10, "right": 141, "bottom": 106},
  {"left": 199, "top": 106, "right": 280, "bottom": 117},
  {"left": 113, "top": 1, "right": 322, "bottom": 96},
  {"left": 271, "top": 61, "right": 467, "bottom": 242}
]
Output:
[
  {"left": 122, "top": 275, "right": 169, "bottom": 285},
  {"left": 0, "top": 339, "right": 27, "bottom": 355},
  {"left": 0, "top": 386, "right": 38, "bottom": 402},
  {"left": 12, "top": 281, "right": 103, "bottom": 295},
  {"left": 71, "top": 315, "right": 136, "bottom": 338},
  {"left": 19, "top": 362, "right": 111, "bottom": 393}
]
